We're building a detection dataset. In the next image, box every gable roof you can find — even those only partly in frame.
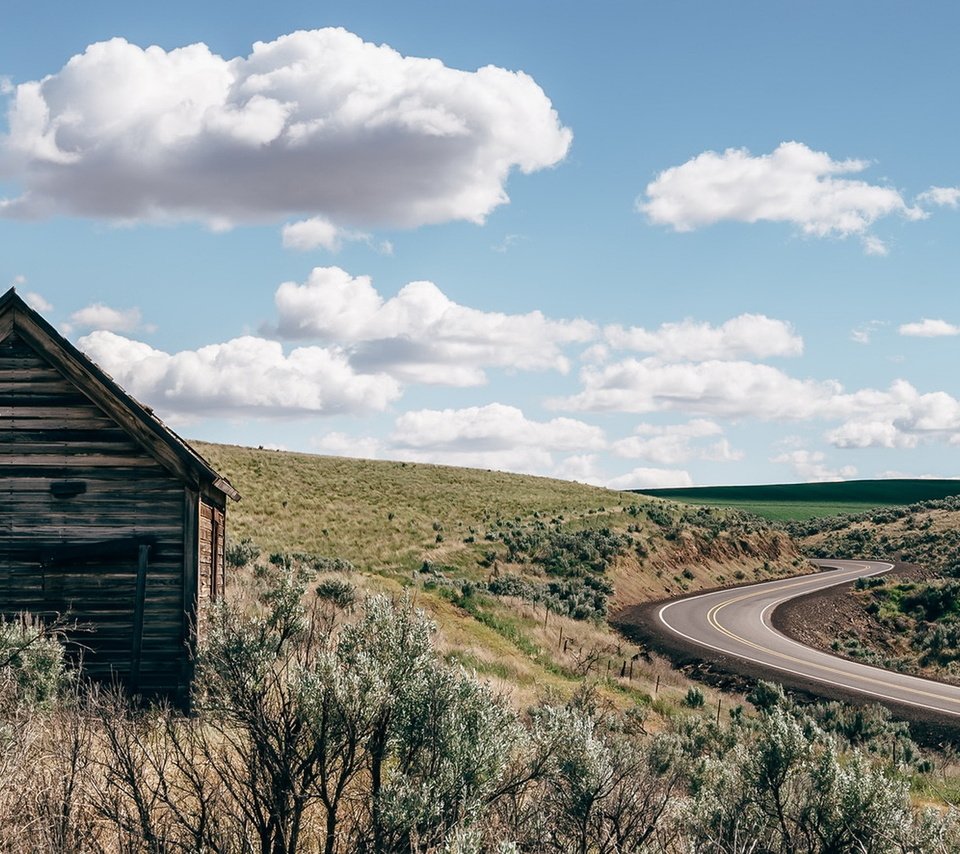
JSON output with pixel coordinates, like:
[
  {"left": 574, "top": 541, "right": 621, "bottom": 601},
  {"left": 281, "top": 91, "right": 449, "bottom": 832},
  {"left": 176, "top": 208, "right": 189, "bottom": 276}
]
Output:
[{"left": 0, "top": 287, "right": 239, "bottom": 502}]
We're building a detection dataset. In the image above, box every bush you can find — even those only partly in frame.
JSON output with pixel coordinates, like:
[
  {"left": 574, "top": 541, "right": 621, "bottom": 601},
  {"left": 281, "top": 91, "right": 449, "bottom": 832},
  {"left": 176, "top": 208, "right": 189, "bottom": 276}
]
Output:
[
  {"left": 315, "top": 579, "right": 356, "bottom": 608},
  {"left": 682, "top": 687, "right": 705, "bottom": 708},
  {"left": 0, "top": 617, "right": 70, "bottom": 707},
  {"left": 225, "top": 536, "right": 260, "bottom": 568}
]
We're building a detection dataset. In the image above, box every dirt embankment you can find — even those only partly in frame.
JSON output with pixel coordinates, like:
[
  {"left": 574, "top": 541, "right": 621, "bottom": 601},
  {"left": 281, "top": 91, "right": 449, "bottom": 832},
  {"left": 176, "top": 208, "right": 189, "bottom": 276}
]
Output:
[{"left": 771, "top": 562, "right": 932, "bottom": 659}]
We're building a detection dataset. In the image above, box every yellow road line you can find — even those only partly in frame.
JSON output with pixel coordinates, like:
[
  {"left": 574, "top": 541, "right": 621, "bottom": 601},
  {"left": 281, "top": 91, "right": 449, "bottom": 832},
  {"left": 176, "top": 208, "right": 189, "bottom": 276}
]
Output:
[{"left": 702, "top": 564, "right": 960, "bottom": 710}]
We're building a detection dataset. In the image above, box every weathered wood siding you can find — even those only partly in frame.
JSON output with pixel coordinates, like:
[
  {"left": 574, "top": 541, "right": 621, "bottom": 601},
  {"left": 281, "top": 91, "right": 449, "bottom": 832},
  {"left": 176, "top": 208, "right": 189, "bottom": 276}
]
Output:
[
  {"left": 0, "top": 331, "right": 188, "bottom": 695},
  {"left": 196, "top": 499, "right": 225, "bottom": 638}
]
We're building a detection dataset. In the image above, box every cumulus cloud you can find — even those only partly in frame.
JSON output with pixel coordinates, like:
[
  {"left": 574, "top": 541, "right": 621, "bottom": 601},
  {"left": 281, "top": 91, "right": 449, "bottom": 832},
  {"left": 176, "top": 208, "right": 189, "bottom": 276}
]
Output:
[
  {"left": 0, "top": 29, "right": 571, "bottom": 229},
  {"left": 825, "top": 381, "right": 960, "bottom": 450},
  {"left": 390, "top": 403, "right": 605, "bottom": 452},
  {"left": 605, "top": 313, "right": 802, "bottom": 361},
  {"left": 611, "top": 419, "right": 742, "bottom": 464},
  {"left": 898, "top": 318, "right": 960, "bottom": 337},
  {"left": 771, "top": 450, "right": 856, "bottom": 483},
  {"left": 67, "top": 303, "right": 143, "bottom": 333},
  {"left": 554, "top": 358, "right": 841, "bottom": 419},
  {"left": 917, "top": 186, "right": 960, "bottom": 208},
  {"left": 637, "top": 141, "right": 924, "bottom": 252},
  {"left": 606, "top": 467, "right": 693, "bottom": 490},
  {"left": 312, "top": 404, "right": 607, "bottom": 480},
  {"left": 269, "top": 266, "right": 595, "bottom": 385},
  {"left": 77, "top": 330, "right": 401, "bottom": 417}
]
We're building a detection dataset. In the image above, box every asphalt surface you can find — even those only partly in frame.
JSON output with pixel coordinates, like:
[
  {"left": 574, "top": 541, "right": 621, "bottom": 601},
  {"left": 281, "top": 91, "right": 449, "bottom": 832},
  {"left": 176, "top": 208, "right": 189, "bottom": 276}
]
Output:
[{"left": 657, "top": 559, "right": 960, "bottom": 720}]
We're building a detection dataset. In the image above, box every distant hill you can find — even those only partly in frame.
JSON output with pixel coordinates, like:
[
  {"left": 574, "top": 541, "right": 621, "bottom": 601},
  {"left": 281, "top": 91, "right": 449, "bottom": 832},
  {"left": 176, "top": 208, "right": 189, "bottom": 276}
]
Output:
[{"left": 633, "top": 479, "right": 960, "bottom": 521}]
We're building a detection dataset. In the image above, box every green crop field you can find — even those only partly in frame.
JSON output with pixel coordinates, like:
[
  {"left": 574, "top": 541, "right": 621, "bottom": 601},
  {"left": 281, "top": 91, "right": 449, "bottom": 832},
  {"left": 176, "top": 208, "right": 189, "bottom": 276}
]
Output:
[{"left": 633, "top": 479, "right": 960, "bottom": 521}]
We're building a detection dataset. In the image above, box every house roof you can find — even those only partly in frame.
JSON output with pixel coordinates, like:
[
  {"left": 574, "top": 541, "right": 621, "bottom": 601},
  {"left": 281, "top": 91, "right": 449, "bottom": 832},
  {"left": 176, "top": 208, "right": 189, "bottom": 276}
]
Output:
[{"left": 0, "top": 287, "right": 239, "bottom": 502}]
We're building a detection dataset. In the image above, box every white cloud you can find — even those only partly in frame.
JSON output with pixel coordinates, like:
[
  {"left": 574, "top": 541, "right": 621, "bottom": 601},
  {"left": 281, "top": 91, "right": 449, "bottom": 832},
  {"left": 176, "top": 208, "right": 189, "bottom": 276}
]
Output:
[
  {"left": 917, "top": 186, "right": 960, "bottom": 208},
  {"left": 605, "top": 313, "right": 802, "bottom": 361},
  {"left": 77, "top": 330, "right": 401, "bottom": 417},
  {"left": 850, "top": 320, "right": 885, "bottom": 345},
  {"left": 611, "top": 419, "right": 742, "bottom": 464},
  {"left": 898, "top": 318, "right": 960, "bottom": 337},
  {"left": 606, "top": 467, "right": 693, "bottom": 490},
  {"left": 282, "top": 217, "right": 359, "bottom": 252},
  {"left": 23, "top": 291, "right": 52, "bottom": 312},
  {"left": 270, "top": 266, "right": 595, "bottom": 385},
  {"left": 826, "top": 420, "right": 916, "bottom": 450},
  {"left": 312, "top": 404, "right": 607, "bottom": 480},
  {"left": 390, "top": 403, "right": 605, "bottom": 452},
  {"left": 491, "top": 233, "right": 525, "bottom": 253},
  {"left": 68, "top": 303, "right": 142, "bottom": 333},
  {"left": 311, "top": 431, "right": 385, "bottom": 459},
  {"left": 555, "top": 358, "right": 841, "bottom": 419},
  {"left": 637, "top": 141, "right": 924, "bottom": 252},
  {"left": 862, "top": 235, "right": 889, "bottom": 256},
  {"left": 0, "top": 30, "right": 571, "bottom": 229},
  {"left": 825, "top": 380, "right": 960, "bottom": 449},
  {"left": 771, "top": 450, "right": 856, "bottom": 483}
]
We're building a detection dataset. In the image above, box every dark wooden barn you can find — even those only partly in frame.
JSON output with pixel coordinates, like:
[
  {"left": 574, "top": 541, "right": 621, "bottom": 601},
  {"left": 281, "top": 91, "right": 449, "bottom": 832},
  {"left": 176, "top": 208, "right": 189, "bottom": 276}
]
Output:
[{"left": 0, "top": 287, "right": 239, "bottom": 700}]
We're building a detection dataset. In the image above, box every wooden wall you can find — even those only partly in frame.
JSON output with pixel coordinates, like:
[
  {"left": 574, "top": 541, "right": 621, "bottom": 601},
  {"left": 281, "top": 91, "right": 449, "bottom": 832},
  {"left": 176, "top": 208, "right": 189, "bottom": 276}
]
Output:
[{"left": 0, "top": 331, "right": 190, "bottom": 696}]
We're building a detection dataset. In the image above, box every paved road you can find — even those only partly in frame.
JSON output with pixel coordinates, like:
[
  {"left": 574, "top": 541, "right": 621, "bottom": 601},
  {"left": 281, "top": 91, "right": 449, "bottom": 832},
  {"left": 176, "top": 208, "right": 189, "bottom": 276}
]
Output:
[{"left": 657, "top": 559, "right": 960, "bottom": 719}]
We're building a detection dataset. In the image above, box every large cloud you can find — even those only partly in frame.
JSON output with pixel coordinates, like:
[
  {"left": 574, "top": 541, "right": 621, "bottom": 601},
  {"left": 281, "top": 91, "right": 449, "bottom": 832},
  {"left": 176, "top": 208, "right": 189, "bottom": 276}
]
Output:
[
  {"left": 605, "top": 313, "right": 802, "bottom": 361},
  {"left": 313, "top": 403, "right": 606, "bottom": 478},
  {"left": 555, "top": 358, "right": 841, "bottom": 419},
  {"left": 637, "top": 141, "right": 924, "bottom": 252},
  {"left": 78, "top": 330, "right": 400, "bottom": 417},
  {"left": 270, "top": 266, "right": 595, "bottom": 385},
  {"left": 0, "top": 29, "right": 571, "bottom": 228}
]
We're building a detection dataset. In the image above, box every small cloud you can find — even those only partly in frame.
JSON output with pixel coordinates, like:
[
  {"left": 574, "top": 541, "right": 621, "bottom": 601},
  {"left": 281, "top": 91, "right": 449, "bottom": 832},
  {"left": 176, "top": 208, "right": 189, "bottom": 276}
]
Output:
[
  {"left": 771, "top": 449, "right": 856, "bottom": 482},
  {"left": 281, "top": 216, "right": 394, "bottom": 255},
  {"left": 917, "top": 186, "right": 960, "bottom": 209},
  {"left": 491, "top": 233, "right": 526, "bottom": 253},
  {"left": 24, "top": 291, "right": 53, "bottom": 312},
  {"left": 850, "top": 320, "right": 886, "bottom": 345},
  {"left": 899, "top": 318, "right": 960, "bottom": 338},
  {"left": 0, "top": 76, "right": 12, "bottom": 95},
  {"left": 67, "top": 303, "right": 143, "bottom": 333},
  {"left": 862, "top": 235, "right": 888, "bottom": 256},
  {"left": 606, "top": 466, "right": 693, "bottom": 490}
]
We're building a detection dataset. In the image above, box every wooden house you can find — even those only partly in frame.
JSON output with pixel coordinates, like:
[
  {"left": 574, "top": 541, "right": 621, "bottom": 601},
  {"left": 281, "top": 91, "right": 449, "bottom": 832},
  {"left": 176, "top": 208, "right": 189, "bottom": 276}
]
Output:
[{"left": 0, "top": 287, "right": 239, "bottom": 700}]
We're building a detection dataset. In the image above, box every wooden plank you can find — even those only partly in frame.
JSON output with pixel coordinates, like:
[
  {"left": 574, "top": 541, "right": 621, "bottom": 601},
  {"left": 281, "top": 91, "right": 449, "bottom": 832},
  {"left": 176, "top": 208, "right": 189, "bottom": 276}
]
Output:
[
  {"left": 182, "top": 488, "right": 199, "bottom": 694},
  {"left": 129, "top": 544, "right": 150, "bottom": 694}
]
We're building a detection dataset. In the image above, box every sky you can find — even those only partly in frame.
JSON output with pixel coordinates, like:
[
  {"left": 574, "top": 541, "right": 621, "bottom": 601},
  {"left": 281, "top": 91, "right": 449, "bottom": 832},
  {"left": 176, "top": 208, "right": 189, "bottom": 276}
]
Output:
[{"left": 2, "top": 1, "right": 960, "bottom": 489}]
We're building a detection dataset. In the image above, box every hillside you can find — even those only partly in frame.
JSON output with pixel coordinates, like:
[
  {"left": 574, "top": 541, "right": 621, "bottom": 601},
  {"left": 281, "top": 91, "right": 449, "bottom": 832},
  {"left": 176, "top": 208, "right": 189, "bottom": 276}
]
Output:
[
  {"left": 634, "top": 479, "right": 960, "bottom": 521},
  {"left": 196, "top": 442, "right": 805, "bottom": 711}
]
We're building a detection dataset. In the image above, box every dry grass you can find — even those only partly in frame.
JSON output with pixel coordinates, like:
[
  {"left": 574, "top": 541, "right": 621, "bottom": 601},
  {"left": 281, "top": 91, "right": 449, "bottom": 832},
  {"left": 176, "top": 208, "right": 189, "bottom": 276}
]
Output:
[{"left": 196, "top": 442, "right": 800, "bottom": 720}]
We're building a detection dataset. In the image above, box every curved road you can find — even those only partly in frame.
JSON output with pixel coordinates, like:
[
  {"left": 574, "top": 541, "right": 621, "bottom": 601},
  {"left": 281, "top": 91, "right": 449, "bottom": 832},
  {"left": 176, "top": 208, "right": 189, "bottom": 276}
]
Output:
[{"left": 658, "top": 559, "right": 960, "bottom": 719}]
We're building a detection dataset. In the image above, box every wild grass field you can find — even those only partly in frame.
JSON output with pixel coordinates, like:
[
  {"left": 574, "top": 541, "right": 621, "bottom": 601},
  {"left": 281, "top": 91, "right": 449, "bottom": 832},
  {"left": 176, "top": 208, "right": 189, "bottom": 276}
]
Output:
[
  {"left": 195, "top": 442, "right": 803, "bottom": 713},
  {"left": 635, "top": 479, "right": 960, "bottom": 521}
]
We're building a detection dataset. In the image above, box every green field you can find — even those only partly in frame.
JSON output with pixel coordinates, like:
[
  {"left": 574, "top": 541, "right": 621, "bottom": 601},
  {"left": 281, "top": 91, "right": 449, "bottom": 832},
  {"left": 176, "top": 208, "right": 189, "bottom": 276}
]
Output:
[{"left": 634, "top": 479, "right": 960, "bottom": 521}]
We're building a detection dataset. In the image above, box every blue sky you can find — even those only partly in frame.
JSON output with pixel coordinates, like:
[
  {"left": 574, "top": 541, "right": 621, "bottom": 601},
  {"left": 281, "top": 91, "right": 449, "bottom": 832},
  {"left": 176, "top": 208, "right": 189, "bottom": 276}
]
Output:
[{"left": 3, "top": 1, "right": 960, "bottom": 487}]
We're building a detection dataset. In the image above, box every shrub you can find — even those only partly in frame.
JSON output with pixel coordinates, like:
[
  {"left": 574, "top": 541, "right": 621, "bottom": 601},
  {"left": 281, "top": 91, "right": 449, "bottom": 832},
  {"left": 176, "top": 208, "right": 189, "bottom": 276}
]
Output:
[
  {"left": 315, "top": 579, "right": 356, "bottom": 608},
  {"left": 225, "top": 536, "right": 260, "bottom": 568},
  {"left": 682, "top": 687, "right": 705, "bottom": 708}
]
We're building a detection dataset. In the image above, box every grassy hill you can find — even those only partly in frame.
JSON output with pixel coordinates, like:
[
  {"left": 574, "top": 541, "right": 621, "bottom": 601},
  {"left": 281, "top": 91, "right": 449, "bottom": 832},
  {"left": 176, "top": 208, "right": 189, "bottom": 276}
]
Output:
[
  {"left": 196, "top": 442, "right": 804, "bottom": 713},
  {"left": 634, "top": 479, "right": 960, "bottom": 521}
]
